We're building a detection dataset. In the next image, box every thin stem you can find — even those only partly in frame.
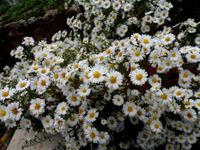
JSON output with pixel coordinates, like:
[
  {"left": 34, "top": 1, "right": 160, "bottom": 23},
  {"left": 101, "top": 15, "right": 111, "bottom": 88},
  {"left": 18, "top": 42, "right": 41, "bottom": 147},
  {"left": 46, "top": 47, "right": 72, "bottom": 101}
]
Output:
[{"left": 90, "top": 143, "right": 93, "bottom": 150}]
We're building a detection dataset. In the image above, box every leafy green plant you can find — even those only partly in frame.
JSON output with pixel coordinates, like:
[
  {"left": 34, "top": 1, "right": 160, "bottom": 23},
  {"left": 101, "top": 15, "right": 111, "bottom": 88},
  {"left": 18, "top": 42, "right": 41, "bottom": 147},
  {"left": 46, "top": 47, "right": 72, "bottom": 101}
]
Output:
[
  {"left": 1, "top": 0, "right": 65, "bottom": 24},
  {"left": 0, "top": 2, "right": 10, "bottom": 15}
]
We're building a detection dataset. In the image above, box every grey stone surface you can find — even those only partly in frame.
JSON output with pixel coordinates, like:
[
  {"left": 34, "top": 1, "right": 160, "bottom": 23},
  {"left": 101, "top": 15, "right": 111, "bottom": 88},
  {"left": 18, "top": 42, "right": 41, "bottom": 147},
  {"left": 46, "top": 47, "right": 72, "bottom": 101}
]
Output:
[{"left": 7, "top": 129, "right": 64, "bottom": 150}]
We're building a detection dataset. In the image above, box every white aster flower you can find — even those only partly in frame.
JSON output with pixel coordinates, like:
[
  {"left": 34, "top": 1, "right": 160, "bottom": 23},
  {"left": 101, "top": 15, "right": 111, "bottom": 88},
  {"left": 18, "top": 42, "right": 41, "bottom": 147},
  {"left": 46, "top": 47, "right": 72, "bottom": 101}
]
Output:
[
  {"left": 105, "top": 70, "right": 123, "bottom": 90},
  {"left": 123, "top": 3, "right": 132, "bottom": 12},
  {"left": 186, "top": 51, "right": 200, "bottom": 63},
  {"left": 150, "top": 120, "right": 163, "bottom": 133},
  {"left": 89, "top": 65, "right": 108, "bottom": 83},
  {"left": 67, "top": 92, "right": 80, "bottom": 106},
  {"left": 16, "top": 79, "right": 30, "bottom": 91},
  {"left": 29, "top": 64, "right": 40, "bottom": 73},
  {"left": 0, "top": 87, "right": 15, "bottom": 101},
  {"left": 5, "top": 119, "right": 16, "bottom": 128},
  {"left": 112, "top": 95, "right": 124, "bottom": 106},
  {"left": 130, "top": 49, "right": 145, "bottom": 62},
  {"left": 67, "top": 114, "right": 79, "bottom": 127},
  {"left": 37, "top": 76, "right": 50, "bottom": 93},
  {"left": 22, "top": 37, "right": 34, "bottom": 46},
  {"left": 182, "top": 109, "right": 197, "bottom": 122},
  {"left": 129, "top": 69, "right": 148, "bottom": 85},
  {"left": 54, "top": 115, "right": 65, "bottom": 130},
  {"left": 140, "top": 35, "right": 152, "bottom": 47},
  {"left": 42, "top": 115, "right": 53, "bottom": 128},
  {"left": 162, "top": 33, "right": 175, "bottom": 45},
  {"left": 179, "top": 69, "right": 193, "bottom": 81},
  {"left": 169, "top": 49, "right": 181, "bottom": 61},
  {"left": 77, "top": 84, "right": 91, "bottom": 97},
  {"left": 135, "top": 107, "right": 146, "bottom": 120},
  {"left": 38, "top": 67, "right": 50, "bottom": 75},
  {"left": 112, "top": 1, "right": 121, "bottom": 11},
  {"left": 56, "top": 102, "right": 69, "bottom": 115},
  {"left": 194, "top": 99, "right": 200, "bottom": 110},
  {"left": 123, "top": 102, "right": 137, "bottom": 117},
  {"left": 7, "top": 102, "right": 22, "bottom": 121},
  {"left": 107, "top": 116, "right": 117, "bottom": 130},
  {"left": 173, "top": 88, "right": 185, "bottom": 99},
  {"left": 98, "top": 132, "right": 110, "bottom": 144},
  {"left": 29, "top": 98, "right": 45, "bottom": 117},
  {"left": 0, "top": 105, "right": 9, "bottom": 121},
  {"left": 85, "top": 127, "right": 99, "bottom": 143},
  {"left": 20, "top": 118, "right": 31, "bottom": 128},
  {"left": 86, "top": 109, "right": 99, "bottom": 122},
  {"left": 156, "top": 88, "right": 172, "bottom": 104}
]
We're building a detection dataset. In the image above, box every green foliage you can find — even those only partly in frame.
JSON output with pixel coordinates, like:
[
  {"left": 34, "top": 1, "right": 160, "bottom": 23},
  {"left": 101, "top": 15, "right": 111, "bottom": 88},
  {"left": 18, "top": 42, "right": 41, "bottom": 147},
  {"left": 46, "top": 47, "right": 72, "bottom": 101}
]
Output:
[
  {"left": 0, "top": 1, "right": 10, "bottom": 15},
  {"left": 1, "top": 0, "right": 65, "bottom": 24}
]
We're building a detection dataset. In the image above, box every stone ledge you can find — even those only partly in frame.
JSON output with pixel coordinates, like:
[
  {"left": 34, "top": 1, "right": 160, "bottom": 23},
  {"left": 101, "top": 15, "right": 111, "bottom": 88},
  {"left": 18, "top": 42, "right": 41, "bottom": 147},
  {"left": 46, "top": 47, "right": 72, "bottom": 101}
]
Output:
[{"left": 7, "top": 129, "right": 64, "bottom": 150}]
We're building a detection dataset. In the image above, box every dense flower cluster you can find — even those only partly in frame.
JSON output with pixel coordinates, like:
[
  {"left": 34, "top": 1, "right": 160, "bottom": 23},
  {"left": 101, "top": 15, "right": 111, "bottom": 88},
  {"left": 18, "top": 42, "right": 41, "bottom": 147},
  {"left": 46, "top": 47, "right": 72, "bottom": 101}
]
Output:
[
  {"left": 0, "top": 0, "right": 200, "bottom": 150},
  {"left": 67, "top": 0, "right": 173, "bottom": 48}
]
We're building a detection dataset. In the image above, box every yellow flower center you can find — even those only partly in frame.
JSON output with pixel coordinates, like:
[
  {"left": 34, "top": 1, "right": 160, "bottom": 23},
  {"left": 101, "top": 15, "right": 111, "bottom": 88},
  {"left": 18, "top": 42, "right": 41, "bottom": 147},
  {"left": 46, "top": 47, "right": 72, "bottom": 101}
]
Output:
[
  {"left": 127, "top": 106, "right": 133, "bottom": 112},
  {"left": 165, "top": 61, "right": 170, "bottom": 66},
  {"left": 171, "top": 52, "right": 177, "bottom": 57},
  {"left": 137, "top": 110, "right": 142, "bottom": 116},
  {"left": 70, "top": 116, "right": 75, "bottom": 121},
  {"left": 71, "top": 96, "right": 77, "bottom": 102},
  {"left": 136, "top": 73, "right": 143, "bottom": 80},
  {"left": 61, "top": 72, "right": 66, "bottom": 78},
  {"left": 134, "top": 35, "right": 139, "bottom": 39},
  {"left": 154, "top": 123, "right": 160, "bottom": 129},
  {"left": 131, "top": 66, "right": 136, "bottom": 71},
  {"left": 118, "top": 52, "right": 123, "bottom": 57},
  {"left": 143, "top": 47, "right": 148, "bottom": 52},
  {"left": 183, "top": 72, "right": 189, "bottom": 78},
  {"left": 43, "top": 53, "right": 48, "bottom": 57},
  {"left": 2, "top": 91, "right": 9, "bottom": 97},
  {"left": 196, "top": 93, "right": 200, "bottom": 97},
  {"left": 190, "top": 54, "right": 196, "bottom": 59},
  {"left": 135, "top": 51, "right": 141, "bottom": 57},
  {"left": 106, "top": 49, "right": 111, "bottom": 54},
  {"left": 89, "top": 112, "right": 95, "bottom": 119},
  {"left": 146, "top": 119, "right": 151, "bottom": 125},
  {"left": 160, "top": 94, "right": 167, "bottom": 100},
  {"left": 143, "top": 38, "right": 149, "bottom": 44},
  {"left": 34, "top": 103, "right": 41, "bottom": 110},
  {"left": 165, "top": 37, "right": 171, "bottom": 42},
  {"left": 45, "top": 120, "right": 50, "bottom": 124},
  {"left": 158, "top": 67, "right": 163, "bottom": 71},
  {"left": 33, "top": 66, "right": 38, "bottom": 71},
  {"left": 58, "top": 120, "right": 63, "bottom": 125},
  {"left": 12, "top": 108, "right": 19, "bottom": 115},
  {"left": 61, "top": 106, "right": 66, "bottom": 111},
  {"left": 74, "top": 64, "right": 79, "bottom": 69},
  {"left": 176, "top": 91, "right": 182, "bottom": 96},
  {"left": 152, "top": 78, "right": 158, "bottom": 83},
  {"left": 153, "top": 115, "right": 158, "bottom": 120},
  {"left": 89, "top": 132, "right": 96, "bottom": 139},
  {"left": 40, "top": 80, "right": 46, "bottom": 86},
  {"left": 99, "top": 56, "right": 104, "bottom": 61},
  {"left": 185, "top": 101, "right": 190, "bottom": 106},
  {"left": 0, "top": 109, "right": 7, "bottom": 117},
  {"left": 187, "top": 113, "right": 193, "bottom": 119},
  {"left": 41, "top": 69, "right": 47, "bottom": 74},
  {"left": 196, "top": 102, "right": 200, "bottom": 107},
  {"left": 82, "top": 88, "right": 87, "bottom": 93},
  {"left": 20, "top": 82, "right": 27, "bottom": 88},
  {"left": 110, "top": 76, "right": 117, "bottom": 84},
  {"left": 54, "top": 74, "right": 59, "bottom": 79},
  {"left": 93, "top": 71, "right": 101, "bottom": 79}
]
